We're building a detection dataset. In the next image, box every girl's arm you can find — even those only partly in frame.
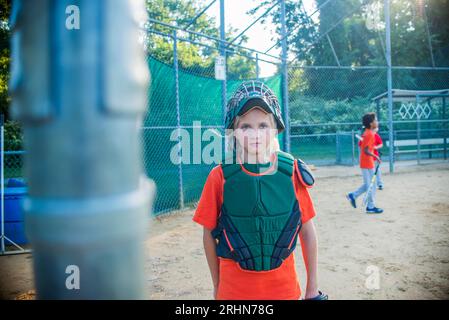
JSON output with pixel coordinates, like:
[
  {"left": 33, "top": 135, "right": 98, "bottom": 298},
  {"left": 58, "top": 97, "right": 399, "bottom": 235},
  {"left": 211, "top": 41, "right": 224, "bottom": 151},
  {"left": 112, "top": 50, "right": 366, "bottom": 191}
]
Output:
[
  {"left": 374, "top": 143, "right": 383, "bottom": 150},
  {"left": 364, "top": 146, "right": 381, "bottom": 162},
  {"left": 203, "top": 227, "right": 220, "bottom": 299},
  {"left": 299, "top": 219, "right": 320, "bottom": 299}
]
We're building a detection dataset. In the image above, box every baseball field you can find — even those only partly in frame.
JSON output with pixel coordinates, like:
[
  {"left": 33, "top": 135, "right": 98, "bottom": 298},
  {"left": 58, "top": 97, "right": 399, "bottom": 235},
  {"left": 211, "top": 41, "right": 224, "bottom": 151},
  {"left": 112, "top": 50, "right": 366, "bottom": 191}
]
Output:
[{"left": 1, "top": 161, "right": 448, "bottom": 300}]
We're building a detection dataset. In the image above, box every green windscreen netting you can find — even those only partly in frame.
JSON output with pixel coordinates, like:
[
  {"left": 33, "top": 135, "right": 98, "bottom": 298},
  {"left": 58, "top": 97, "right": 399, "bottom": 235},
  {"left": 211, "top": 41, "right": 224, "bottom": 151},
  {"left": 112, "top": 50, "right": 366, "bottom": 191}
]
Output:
[{"left": 142, "top": 57, "right": 282, "bottom": 215}]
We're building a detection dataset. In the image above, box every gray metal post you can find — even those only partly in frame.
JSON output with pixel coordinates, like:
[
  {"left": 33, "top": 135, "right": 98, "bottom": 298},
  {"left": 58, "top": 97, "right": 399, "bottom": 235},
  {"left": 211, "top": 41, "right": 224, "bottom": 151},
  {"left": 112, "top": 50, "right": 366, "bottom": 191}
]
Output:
[
  {"left": 173, "top": 31, "right": 184, "bottom": 210},
  {"left": 220, "top": 0, "right": 227, "bottom": 125},
  {"left": 1, "top": 115, "right": 4, "bottom": 254},
  {"left": 351, "top": 129, "right": 355, "bottom": 166},
  {"left": 9, "top": 0, "right": 154, "bottom": 299},
  {"left": 376, "top": 100, "right": 380, "bottom": 123},
  {"left": 326, "top": 34, "right": 341, "bottom": 67},
  {"left": 443, "top": 97, "right": 447, "bottom": 160},
  {"left": 280, "top": 0, "right": 290, "bottom": 152},
  {"left": 442, "top": 97, "right": 448, "bottom": 160},
  {"left": 416, "top": 95, "right": 422, "bottom": 165},
  {"left": 384, "top": 0, "right": 394, "bottom": 173},
  {"left": 335, "top": 132, "right": 341, "bottom": 164},
  {"left": 256, "top": 53, "right": 260, "bottom": 80}
]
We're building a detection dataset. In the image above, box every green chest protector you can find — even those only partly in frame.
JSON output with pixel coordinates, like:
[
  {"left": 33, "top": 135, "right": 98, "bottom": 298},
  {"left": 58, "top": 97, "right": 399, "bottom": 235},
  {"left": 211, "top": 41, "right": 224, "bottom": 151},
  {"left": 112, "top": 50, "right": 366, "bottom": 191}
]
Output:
[{"left": 211, "top": 151, "right": 314, "bottom": 271}]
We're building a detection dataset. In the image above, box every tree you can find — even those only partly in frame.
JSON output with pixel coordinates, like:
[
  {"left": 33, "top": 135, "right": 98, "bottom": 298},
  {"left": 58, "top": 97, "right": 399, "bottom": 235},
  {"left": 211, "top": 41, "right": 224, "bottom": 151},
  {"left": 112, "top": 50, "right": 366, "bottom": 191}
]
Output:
[
  {"left": 255, "top": 0, "right": 449, "bottom": 68},
  {"left": 145, "top": 0, "right": 257, "bottom": 79},
  {"left": 249, "top": 0, "right": 318, "bottom": 64},
  {"left": 0, "top": 0, "right": 11, "bottom": 119},
  {"left": 250, "top": 0, "right": 449, "bottom": 130}
]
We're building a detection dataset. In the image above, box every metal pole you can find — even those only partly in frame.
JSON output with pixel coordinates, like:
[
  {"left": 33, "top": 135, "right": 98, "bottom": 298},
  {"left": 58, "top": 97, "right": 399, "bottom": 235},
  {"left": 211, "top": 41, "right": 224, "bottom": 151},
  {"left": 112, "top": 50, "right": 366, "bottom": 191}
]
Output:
[
  {"left": 147, "top": 18, "right": 281, "bottom": 61},
  {"left": 265, "top": 0, "right": 334, "bottom": 55},
  {"left": 256, "top": 53, "right": 260, "bottom": 80},
  {"left": 173, "top": 31, "right": 184, "bottom": 210},
  {"left": 356, "top": 132, "right": 360, "bottom": 165},
  {"left": 376, "top": 100, "right": 380, "bottom": 123},
  {"left": 226, "top": 0, "right": 281, "bottom": 48},
  {"left": 0, "top": 115, "right": 28, "bottom": 255},
  {"left": 280, "top": 0, "right": 290, "bottom": 152},
  {"left": 147, "top": 29, "right": 278, "bottom": 66},
  {"left": 326, "top": 34, "right": 341, "bottom": 67},
  {"left": 185, "top": 0, "right": 217, "bottom": 30},
  {"left": 335, "top": 132, "right": 341, "bottom": 164},
  {"left": 443, "top": 97, "right": 447, "bottom": 160},
  {"left": 10, "top": 0, "right": 154, "bottom": 299},
  {"left": 351, "top": 129, "right": 355, "bottom": 166},
  {"left": 220, "top": 0, "right": 227, "bottom": 125},
  {"left": 423, "top": 3, "right": 435, "bottom": 68},
  {"left": 385, "top": 0, "right": 394, "bottom": 173},
  {"left": 416, "top": 95, "right": 421, "bottom": 164},
  {"left": 1, "top": 115, "right": 4, "bottom": 254}
]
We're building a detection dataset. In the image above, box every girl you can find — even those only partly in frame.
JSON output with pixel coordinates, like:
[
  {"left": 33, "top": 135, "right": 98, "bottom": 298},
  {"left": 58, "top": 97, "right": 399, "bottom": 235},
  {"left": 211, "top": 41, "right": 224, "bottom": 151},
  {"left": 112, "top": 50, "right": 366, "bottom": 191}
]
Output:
[
  {"left": 347, "top": 112, "right": 383, "bottom": 213},
  {"left": 193, "top": 81, "right": 326, "bottom": 300}
]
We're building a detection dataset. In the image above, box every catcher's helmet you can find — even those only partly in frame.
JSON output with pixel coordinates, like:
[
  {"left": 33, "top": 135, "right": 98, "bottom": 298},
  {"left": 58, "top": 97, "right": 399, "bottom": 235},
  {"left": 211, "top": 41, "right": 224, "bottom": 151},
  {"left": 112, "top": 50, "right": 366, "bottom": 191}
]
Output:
[{"left": 225, "top": 81, "right": 285, "bottom": 132}]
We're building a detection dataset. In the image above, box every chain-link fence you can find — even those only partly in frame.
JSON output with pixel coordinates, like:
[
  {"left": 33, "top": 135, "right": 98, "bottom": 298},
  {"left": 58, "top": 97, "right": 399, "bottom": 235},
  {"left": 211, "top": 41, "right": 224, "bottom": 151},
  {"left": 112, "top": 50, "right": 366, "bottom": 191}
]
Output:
[
  {"left": 288, "top": 66, "right": 386, "bottom": 165},
  {"left": 2, "top": 1, "right": 449, "bottom": 216},
  {"left": 3, "top": 151, "right": 24, "bottom": 180},
  {"left": 141, "top": 31, "right": 281, "bottom": 214},
  {"left": 287, "top": 66, "right": 449, "bottom": 166},
  {"left": 5, "top": 63, "right": 446, "bottom": 215}
]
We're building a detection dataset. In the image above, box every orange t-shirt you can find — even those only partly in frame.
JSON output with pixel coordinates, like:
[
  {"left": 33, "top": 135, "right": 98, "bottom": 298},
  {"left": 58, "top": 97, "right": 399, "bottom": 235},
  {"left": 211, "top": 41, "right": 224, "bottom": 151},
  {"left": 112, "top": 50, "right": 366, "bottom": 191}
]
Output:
[
  {"left": 358, "top": 132, "right": 382, "bottom": 157},
  {"left": 360, "top": 129, "right": 375, "bottom": 169},
  {"left": 192, "top": 160, "right": 316, "bottom": 300}
]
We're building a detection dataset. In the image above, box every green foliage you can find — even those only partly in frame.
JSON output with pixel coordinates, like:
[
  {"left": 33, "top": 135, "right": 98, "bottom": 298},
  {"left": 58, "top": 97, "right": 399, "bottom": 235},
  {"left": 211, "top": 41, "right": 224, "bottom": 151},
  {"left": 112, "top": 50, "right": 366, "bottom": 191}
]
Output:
[
  {"left": 4, "top": 120, "right": 22, "bottom": 151},
  {"left": 145, "top": 0, "right": 257, "bottom": 79},
  {"left": 249, "top": 0, "right": 318, "bottom": 64},
  {"left": 253, "top": 0, "right": 449, "bottom": 67},
  {"left": 251, "top": 0, "right": 449, "bottom": 131},
  {"left": 289, "top": 95, "right": 373, "bottom": 134},
  {"left": 0, "top": 0, "right": 11, "bottom": 118},
  {"left": 0, "top": 50, "right": 10, "bottom": 116}
]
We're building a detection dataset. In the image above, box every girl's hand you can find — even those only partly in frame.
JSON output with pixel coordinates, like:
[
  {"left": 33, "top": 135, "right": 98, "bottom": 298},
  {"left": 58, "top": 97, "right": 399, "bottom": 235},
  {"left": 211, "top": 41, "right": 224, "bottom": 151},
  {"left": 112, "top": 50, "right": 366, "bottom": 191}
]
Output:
[{"left": 213, "top": 283, "right": 218, "bottom": 300}]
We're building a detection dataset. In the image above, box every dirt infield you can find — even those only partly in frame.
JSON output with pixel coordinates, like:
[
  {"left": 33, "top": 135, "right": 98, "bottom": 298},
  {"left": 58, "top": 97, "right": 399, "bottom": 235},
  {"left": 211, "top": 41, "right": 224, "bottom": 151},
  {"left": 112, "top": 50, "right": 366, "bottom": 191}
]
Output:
[{"left": 1, "top": 162, "right": 449, "bottom": 300}]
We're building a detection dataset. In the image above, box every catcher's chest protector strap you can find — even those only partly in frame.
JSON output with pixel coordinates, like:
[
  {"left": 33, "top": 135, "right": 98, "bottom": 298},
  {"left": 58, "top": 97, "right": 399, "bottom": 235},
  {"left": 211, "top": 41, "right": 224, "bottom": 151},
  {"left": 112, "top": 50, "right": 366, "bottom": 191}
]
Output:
[
  {"left": 212, "top": 151, "right": 303, "bottom": 271},
  {"left": 295, "top": 158, "right": 315, "bottom": 188}
]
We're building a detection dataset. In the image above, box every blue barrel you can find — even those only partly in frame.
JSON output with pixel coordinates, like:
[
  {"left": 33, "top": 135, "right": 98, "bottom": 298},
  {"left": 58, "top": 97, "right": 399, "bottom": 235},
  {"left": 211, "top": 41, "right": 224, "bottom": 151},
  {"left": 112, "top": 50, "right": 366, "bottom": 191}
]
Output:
[{"left": 4, "top": 179, "right": 28, "bottom": 244}]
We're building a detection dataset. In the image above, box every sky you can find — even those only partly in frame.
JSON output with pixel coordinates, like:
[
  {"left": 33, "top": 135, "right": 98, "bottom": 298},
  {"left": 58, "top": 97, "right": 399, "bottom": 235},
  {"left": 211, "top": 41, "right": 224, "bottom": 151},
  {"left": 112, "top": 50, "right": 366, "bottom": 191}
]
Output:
[{"left": 207, "top": 0, "right": 317, "bottom": 77}]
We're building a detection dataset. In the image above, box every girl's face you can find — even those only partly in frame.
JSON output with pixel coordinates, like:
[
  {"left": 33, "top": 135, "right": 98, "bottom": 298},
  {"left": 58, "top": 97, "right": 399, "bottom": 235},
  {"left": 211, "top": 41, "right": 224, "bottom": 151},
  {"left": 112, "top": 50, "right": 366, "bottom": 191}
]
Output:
[
  {"left": 234, "top": 107, "right": 277, "bottom": 159},
  {"left": 371, "top": 118, "right": 379, "bottom": 130}
]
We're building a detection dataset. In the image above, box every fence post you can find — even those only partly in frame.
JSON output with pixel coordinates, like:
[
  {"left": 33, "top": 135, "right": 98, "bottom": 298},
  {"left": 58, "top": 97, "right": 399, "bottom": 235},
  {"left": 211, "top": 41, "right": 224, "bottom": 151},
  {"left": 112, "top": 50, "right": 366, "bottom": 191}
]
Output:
[
  {"left": 0, "top": 115, "right": 4, "bottom": 254},
  {"left": 219, "top": 0, "right": 227, "bottom": 125},
  {"left": 384, "top": 0, "right": 394, "bottom": 173},
  {"left": 280, "top": 0, "right": 290, "bottom": 153},
  {"left": 416, "top": 95, "right": 421, "bottom": 165},
  {"left": 351, "top": 129, "right": 355, "bottom": 166},
  {"left": 376, "top": 100, "right": 381, "bottom": 123},
  {"left": 10, "top": 0, "right": 154, "bottom": 298},
  {"left": 443, "top": 97, "right": 447, "bottom": 160},
  {"left": 256, "top": 53, "right": 260, "bottom": 80},
  {"left": 173, "top": 31, "right": 184, "bottom": 210},
  {"left": 336, "top": 132, "right": 342, "bottom": 164}
]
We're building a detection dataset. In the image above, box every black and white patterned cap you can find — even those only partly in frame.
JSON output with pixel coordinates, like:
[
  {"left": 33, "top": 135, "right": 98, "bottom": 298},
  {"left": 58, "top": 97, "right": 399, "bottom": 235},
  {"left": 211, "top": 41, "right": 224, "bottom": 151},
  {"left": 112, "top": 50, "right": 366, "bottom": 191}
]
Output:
[{"left": 225, "top": 80, "right": 285, "bottom": 132}]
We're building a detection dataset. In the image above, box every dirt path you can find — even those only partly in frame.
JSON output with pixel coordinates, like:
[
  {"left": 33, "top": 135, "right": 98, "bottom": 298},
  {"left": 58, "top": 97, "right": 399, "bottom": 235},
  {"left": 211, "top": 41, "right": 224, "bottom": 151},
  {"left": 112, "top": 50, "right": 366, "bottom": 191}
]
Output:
[{"left": 2, "top": 162, "right": 449, "bottom": 299}]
